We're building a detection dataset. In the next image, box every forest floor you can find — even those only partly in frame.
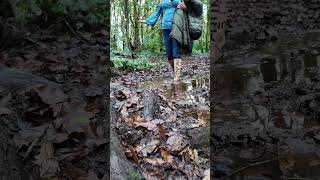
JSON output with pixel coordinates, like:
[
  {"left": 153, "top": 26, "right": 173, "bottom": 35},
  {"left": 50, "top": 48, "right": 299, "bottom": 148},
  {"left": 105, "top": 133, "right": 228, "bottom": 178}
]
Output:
[
  {"left": 111, "top": 54, "right": 210, "bottom": 179},
  {"left": 212, "top": 32, "right": 320, "bottom": 179},
  {"left": 0, "top": 25, "right": 109, "bottom": 179}
]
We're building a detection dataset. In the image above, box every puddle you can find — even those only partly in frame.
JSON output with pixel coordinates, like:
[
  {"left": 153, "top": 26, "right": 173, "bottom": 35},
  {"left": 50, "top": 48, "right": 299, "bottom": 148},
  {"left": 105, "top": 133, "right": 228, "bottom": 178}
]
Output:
[
  {"left": 140, "top": 75, "right": 210, "bottom": 103},
  {"left": 226, "top": 153, "right": 320, "bottom": 180},
  {"left": 213, "top": 32, "right": 320, "bottom": 178},
  {"left": 214, "top": 37, "right": 320, "bottom": 129},
  {"left": 139, "top": 75, "right": 210, "bottom": 123}
]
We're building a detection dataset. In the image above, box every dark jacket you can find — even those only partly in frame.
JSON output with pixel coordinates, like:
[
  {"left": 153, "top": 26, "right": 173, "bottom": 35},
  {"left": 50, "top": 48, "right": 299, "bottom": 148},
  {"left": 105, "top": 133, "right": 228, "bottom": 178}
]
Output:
[{"left": 170, "top": 0, "right": 203, "bottom": 53}]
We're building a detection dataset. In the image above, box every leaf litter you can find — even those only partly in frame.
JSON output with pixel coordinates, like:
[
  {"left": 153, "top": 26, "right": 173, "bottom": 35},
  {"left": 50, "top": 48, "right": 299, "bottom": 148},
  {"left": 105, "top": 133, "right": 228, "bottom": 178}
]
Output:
[
  {"left": 0, "top": 28, "right": 109, "bottom": 179},
  {"left": 111, "top": 54, "right": 210, "bottom": 179}
]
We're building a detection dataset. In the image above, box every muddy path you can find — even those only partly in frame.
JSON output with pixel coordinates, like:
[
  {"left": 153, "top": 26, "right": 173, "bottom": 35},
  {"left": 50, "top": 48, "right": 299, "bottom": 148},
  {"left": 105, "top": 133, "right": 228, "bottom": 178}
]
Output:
[
  {"left": 111, "top": 54, "right": 210, "bottom": 179},
  {"left": 212, "top": 32, "right": 320, "bottom": 179}
]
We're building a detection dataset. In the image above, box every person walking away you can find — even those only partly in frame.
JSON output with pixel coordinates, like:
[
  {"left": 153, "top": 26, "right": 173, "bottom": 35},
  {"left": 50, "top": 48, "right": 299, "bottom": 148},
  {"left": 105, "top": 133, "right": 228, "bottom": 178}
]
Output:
[{"left": 139, "top": 0, "right": 187, "bottom": 82}]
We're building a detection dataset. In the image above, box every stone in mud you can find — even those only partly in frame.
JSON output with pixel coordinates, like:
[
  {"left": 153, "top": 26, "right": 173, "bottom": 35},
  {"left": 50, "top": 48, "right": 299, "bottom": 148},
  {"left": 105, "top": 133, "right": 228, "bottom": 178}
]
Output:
[{"left": 110, "top": 83, "right": 126, "bottom": 91}]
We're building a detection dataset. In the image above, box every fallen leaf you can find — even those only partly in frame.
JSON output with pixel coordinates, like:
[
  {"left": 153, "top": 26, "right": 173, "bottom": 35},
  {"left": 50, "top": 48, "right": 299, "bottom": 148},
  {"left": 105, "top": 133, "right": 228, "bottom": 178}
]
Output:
[
  {"left": 190, "top": 149, "right": 199, "bottom": 166},
  {"left": 166, "top": 133, "right": 188, "bottom": 153},
  {"left": 34, "top": 142, "right": 60, "bottom": 178},
  {"left": 158, "top": 124, "right": 167, "bottom": 141},
  {"left": 124, "top": 117, "right": 134, "bottom": 126},
  {"left": 14, "top": 125, "right": 47, "bottom": 149},
  {"left": 134, "top": 121, "right": 157, "bottom": 130},
  {"left": 29, "top": 84, "right": 68, "bottom": 105},
  {"left": 130, "top": 147, "right": 140, "bottom": 164},
  {"left": 136, "top": 140, "right": 159, "bottom": 156},
  {"left": 279, "top": 154, "right": 295, "bottom": 175},
  {"left": 309, "top": 159, "right": 320, "bottom": 167},
  {"left": 144, "top": 158, "right": 166, "bottom": 166},
  {"left": 159, "top": 146, "right": 174, "bottom": 164},
  {"left": 203, "top": 169, "right": 210, "bottom": 180},
  {"left": 134, "top": 115, "right": 145, "bottom": 122}
]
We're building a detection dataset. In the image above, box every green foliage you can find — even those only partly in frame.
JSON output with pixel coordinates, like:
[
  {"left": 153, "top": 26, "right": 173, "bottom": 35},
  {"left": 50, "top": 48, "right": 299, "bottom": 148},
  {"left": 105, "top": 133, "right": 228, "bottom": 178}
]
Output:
[
  {"left": 127, "top": 171, "right": 143, "bottom": 180},
  {"left": 111, "top": 56, "right": 163, "bottom": 71},
  {"left": 15, "top": 0, "right": 109, "bottom": 27}
]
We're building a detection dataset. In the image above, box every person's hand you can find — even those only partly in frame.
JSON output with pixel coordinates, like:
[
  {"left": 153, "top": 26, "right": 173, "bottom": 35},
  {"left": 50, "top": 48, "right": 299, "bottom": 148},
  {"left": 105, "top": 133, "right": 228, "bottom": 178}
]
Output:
[
  {"left": 177, "top": 1, "right": 186, "bottom": 9},
  {"left": 138, "top": 19, "right": 146, "bottom": 23}
]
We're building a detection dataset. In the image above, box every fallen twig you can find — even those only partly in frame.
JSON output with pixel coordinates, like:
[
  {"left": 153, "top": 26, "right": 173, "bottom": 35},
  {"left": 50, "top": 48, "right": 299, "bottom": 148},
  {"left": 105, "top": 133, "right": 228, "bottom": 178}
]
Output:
[
  {"left": 222, "top": 157, "right": 280, "bottom": 180},
  {"left": 23, "top": 127, "right": 48, "bottom": 161}
]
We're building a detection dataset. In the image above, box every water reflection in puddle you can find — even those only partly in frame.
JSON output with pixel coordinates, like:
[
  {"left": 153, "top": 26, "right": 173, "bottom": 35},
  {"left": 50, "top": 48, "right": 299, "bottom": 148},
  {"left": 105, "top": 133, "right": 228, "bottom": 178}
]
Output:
[
  {"left": 140, "top": 75, "right": 210, "bottom": 122},
  {"left": 214, "top": 47, "right": 320, "bottom": 129},
  {"left": 141, "top": 75, "right": 210, "bottom": 103}
]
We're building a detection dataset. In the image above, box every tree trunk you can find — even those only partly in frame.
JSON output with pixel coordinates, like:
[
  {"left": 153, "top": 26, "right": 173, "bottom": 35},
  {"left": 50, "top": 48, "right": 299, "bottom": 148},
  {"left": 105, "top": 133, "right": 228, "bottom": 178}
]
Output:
[
  {"left": 123, "top": 0, "right": 132, "bottom": 51},
  {"left": 132, "top": 0, "right": 140, "bottom": 50}
]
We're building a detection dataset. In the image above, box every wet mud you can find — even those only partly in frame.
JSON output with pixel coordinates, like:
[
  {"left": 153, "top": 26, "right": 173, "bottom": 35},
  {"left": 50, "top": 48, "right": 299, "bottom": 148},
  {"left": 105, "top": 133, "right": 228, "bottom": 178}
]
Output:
[
  {"left": 0, "top": 28, "right": 109, "bottom": 179},
  {"left": 212, "top": 32, "right": 320, "bottom": 179},
  {"left": 111, "top": 55, "right": 210, "bottom": 179}
]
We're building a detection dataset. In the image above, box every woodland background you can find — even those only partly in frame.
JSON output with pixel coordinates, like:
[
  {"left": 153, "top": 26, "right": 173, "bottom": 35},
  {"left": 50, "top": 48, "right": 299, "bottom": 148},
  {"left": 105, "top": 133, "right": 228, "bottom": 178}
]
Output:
[{"left": 110, "top": 0, "right": 209, "bottom": 70}]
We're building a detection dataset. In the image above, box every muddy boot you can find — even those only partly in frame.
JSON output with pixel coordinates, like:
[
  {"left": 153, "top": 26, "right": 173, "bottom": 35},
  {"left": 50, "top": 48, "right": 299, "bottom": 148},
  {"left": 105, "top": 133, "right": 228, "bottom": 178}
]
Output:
[{"left": 173, "top": 58, "right": 182, "bottom": 82}]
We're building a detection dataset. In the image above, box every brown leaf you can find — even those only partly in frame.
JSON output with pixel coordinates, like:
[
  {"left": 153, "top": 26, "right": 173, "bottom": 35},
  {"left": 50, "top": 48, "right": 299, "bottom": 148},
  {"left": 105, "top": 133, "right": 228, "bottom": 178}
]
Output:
[
  {"left": 136, "top": 140, "right": 159, "bottom": 157},
  {"left": 159, "top": 146, "right": 174, "bottom": 164},
  {"left": 134, "top": 121, "right": 157, "bottom": 130},
  {"left": 34, "top": 142, "right": 60, "bottom": 178},
  {"left": 158, "top": 124, "right": 167, "bottom": 141},
  {"left": 134, "top": 115, "right": 145, "bottom": 122},
  {"left": 166, "top": 133, "right": 188, "bottom": 153},
  {"left": 130, "top": 147, "right": 140, "bottom": 164},
  {"left": 124, "top": 117, "right": 134, "bottom": 126},
  {"left": 29, "top": 84, "right": 68, "bottom": 105},
  {"left": 309, "top": 159, "right": 320, "bottom": 167},
  {"left": 278, "top": 154, "right": 295, "bottom": 175}
]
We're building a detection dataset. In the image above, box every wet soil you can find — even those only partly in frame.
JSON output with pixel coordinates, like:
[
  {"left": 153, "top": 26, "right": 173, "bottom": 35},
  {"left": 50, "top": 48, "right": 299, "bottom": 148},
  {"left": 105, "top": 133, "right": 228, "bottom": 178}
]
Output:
[
  {"left": 0, "top": 27, "right": 109, "bottom": 179},
  {"left": 111, "top": 54, "right": 210, "bottom": 179},
  {"left": 212, "top": 32, "right": 320, "bottom": 179}
]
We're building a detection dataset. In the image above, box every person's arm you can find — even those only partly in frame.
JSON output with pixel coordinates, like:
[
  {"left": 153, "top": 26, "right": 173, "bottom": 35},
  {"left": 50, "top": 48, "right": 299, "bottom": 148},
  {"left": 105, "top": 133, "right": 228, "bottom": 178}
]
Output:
[
  {"left": 145, "top": 4, "right": 162, "bottom": 26},
  {"left": 173, "top": 0, "right": 180, "bottom": 7}
]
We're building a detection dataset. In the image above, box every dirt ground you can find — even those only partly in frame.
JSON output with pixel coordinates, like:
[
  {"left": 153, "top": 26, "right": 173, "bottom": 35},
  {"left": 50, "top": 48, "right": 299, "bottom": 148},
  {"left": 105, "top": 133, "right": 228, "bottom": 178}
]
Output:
[
  {"left": 0, "top": 24, "right": 109, "bottom": 179},
  {"left": 111, "top": 54, "right": 210, "bottom": 179}
]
